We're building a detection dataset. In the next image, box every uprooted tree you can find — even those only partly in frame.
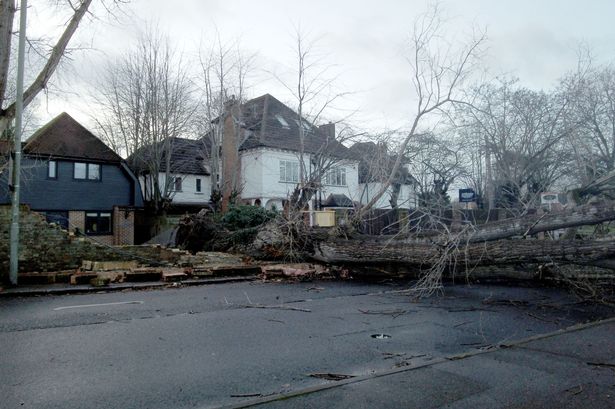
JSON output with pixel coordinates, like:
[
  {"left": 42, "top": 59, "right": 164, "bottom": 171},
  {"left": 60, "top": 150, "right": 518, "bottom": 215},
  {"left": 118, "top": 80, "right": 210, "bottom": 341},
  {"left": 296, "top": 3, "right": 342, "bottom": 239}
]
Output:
[{"left": 176, "top": 7, "right": 615, "bottom": 300}]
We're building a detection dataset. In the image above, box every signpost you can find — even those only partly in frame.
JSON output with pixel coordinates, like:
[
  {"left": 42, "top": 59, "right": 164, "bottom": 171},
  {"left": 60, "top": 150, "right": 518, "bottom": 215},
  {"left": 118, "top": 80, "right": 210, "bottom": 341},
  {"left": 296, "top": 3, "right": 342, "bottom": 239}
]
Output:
[{"left": 458, "top": 188, "right": 476, "bottom": 210}]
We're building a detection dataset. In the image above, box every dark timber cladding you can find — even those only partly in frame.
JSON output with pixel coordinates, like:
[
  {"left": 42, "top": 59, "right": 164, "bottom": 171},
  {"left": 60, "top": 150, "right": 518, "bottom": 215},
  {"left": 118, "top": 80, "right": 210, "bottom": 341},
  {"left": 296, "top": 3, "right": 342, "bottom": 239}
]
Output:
[{"left": 0, "top": 112, "right": 143, "bottom": 210}]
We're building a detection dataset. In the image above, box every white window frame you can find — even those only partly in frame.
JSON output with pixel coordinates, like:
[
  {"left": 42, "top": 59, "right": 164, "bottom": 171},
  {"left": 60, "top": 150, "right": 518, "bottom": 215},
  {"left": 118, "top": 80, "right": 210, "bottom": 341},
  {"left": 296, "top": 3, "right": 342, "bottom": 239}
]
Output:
[
  {"left": 324, "top": 167, "right": 347, "bottom": 186},
  {"left": 48, "top": 160, "right": 57, "bottom": 179},
  {"left": 73, "top": 162, "right": 101, "bottom": 181},
  {"left": 279, "top": 160, "right": 299, "bottom": 183}
]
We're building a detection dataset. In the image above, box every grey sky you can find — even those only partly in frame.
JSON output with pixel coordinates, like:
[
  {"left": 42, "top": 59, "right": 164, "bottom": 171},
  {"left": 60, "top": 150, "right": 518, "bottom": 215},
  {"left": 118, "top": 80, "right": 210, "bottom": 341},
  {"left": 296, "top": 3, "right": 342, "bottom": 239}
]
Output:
[{"left": 29, "top": 0, "right": 615, "bottom": 134}]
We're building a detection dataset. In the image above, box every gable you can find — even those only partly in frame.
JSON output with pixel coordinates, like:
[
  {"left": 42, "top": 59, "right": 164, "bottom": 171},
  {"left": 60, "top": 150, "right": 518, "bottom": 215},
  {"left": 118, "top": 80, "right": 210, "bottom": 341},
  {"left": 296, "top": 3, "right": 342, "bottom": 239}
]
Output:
[{"left": 24, "top": 112, "right": 122, "bottom": 162}]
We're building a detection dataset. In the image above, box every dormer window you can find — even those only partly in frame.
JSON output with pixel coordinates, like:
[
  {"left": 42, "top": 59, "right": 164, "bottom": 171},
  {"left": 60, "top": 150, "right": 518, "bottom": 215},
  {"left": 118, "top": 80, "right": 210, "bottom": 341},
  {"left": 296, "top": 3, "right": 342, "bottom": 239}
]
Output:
[
  {"left": 294, "top": 119, "right": 311, "bottom": 131},
  {"left": 275, "top": 114, "right": 290, "bottom": 128}
]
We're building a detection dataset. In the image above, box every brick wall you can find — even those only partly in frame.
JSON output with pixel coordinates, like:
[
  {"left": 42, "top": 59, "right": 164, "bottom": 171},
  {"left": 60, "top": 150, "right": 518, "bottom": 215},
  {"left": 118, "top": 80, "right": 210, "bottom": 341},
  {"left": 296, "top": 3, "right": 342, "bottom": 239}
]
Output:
[
  {"left": 0, "top": 205, "right": 135, "bottom": 279},
  {"left": 68, "top": 211, "right": 85, "bottom": 232},
  {"left": 113, "top": 206, "right": 134, "bottom": 245},
  {"left": 68, "top": 208, "right": 134, "bottom": 246}
]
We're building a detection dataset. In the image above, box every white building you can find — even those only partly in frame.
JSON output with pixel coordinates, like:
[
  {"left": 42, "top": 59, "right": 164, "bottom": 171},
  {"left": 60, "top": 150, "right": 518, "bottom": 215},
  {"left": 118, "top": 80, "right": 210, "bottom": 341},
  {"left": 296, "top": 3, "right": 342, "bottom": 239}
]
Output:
[
  {"left": 132, "top": 137, "right": 212, "bottom": 209},
  {"left": 132, "top": 94, "right": 417, "bottom": 214},
  {"left": 236, "top": 94, "right": 360, "bottom": 211}
]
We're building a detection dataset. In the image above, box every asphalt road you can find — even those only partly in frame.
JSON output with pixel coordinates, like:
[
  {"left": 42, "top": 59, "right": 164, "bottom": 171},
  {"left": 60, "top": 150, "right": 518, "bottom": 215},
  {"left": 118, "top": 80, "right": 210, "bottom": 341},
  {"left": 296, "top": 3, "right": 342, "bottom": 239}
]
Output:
[{"left": 1, "top": 280, "right": 613, "bottom": 409}]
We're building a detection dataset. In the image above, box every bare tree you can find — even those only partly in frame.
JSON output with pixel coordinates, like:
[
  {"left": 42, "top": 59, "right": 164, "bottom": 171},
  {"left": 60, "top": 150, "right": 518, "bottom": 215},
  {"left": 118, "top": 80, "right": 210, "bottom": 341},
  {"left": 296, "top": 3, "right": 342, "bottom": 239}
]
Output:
[
  {"left": 272, "top": 27, "right": 357, "bottom": 212},
  {"left": 197, "top": 34, "right": 255, "bottom": 211},
  {"left": 356, "top": 5, "right": 486, "bottom": 219},
  {"left": 459, "top": 78, "right": 571, "bottom": 215},
  {"left": 559, "top": 59, "right": 615, "bottom": 195},
  {"left": 94, "top": 26, "right": 197, "bottom": 214},
  {"left": 0, "top": 0, "right": 128, "bottom": 129}
]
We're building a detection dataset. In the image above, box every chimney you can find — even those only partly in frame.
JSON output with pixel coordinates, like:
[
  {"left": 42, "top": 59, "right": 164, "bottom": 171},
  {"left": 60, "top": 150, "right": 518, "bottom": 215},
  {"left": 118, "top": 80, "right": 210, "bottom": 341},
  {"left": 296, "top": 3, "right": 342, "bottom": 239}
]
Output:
[{"left": 318, "top": 122, "right": 335, "bottom": 140}]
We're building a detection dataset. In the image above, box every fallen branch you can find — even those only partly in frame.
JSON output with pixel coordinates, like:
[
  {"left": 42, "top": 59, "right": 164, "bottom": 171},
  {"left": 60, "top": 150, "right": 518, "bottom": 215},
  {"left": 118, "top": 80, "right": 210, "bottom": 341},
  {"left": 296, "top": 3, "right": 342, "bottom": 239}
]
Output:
[{"left": 240, "top": 304, "right": 312, "bottom": 313}]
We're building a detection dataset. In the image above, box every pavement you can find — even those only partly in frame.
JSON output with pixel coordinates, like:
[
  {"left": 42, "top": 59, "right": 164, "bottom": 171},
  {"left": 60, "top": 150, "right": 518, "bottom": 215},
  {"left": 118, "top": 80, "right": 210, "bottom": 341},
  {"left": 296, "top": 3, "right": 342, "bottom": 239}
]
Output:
[
  {"left": 0, "top": 275, "right": 259, "bottom": 297},
  {"left": 1, "top": 279, "right": 614, "bottom": 409},
  {"left": 230, "top": 318, "right": 615, "bottom": 409}
]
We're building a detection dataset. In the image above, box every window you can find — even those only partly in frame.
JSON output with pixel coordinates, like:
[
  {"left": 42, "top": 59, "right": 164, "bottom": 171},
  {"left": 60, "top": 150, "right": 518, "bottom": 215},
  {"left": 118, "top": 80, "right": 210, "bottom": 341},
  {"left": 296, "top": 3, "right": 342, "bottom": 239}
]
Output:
[
  {"left": 48, "top": 160, "right": 57, "bottom": 179},
  {"left": 196, "top": 178, "right": 202, "bottom": 193},
  {"left": 279, "top": 160, "right": 299, "bottom": 183},
  {"left": 324, "top": 167, "right": 347, "bottom": 186},
  {"left": 275, "top": 114, "right": 290, "bottom": 128},
  {"left": 294, "top": 119, "right": 311, "bottom": 131},
  {"left": 88, "top": 164, "right": 101, "bottom": 180},
  {"left": 73, "top": 162, "right": 101, "bottom": 181},
  {"left": 173, "top": 177, "right": 182, "bottom": 192},
  {"left": 74, "top": 162, "right": 86, "bottom": 179},
  {"left": 85, "top": 212, "right": 112, "bottom": 234}
]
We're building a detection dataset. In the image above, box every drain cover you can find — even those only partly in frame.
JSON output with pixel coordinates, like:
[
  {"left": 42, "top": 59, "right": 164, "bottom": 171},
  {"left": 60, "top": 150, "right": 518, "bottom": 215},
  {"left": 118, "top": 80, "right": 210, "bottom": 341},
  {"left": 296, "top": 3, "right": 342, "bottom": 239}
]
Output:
[{"left": 371, "top": 333, "right": 391, "bottom": 339}]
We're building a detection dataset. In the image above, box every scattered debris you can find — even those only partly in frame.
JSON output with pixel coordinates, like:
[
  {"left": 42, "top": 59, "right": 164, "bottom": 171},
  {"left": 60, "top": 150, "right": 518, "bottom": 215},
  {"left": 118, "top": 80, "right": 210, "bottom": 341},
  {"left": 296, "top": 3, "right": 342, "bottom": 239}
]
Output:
[
  {"left": 308, "top": 373, "right": 355, "bottom": 381},
  {"left": 358, "top": 308, "right": 408, "bottom": 318},
  {"left": 240, "top": 304, "right": 311, "bottom": 313},
  {"left": 564, "top": 385, "right": 584, "bottom": 396},
  {"left": 230, "top": 393, "right": 264, "bottom": 398},
  {"left": 587, "top": 362, "right": 615, "bottom": 369},
  {"left": 371, "top": 333, "right": 392, "bottom": 339}
]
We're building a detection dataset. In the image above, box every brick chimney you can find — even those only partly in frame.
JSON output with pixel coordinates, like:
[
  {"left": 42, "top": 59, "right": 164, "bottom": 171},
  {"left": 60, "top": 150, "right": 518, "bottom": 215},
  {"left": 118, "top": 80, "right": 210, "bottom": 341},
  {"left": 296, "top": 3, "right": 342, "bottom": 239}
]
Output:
[
  {"left": 221, "top": 97, "right": 241, "bottom": 213},
  {"left": 318, "top": 122, "right": 335, "bottom": 140}
]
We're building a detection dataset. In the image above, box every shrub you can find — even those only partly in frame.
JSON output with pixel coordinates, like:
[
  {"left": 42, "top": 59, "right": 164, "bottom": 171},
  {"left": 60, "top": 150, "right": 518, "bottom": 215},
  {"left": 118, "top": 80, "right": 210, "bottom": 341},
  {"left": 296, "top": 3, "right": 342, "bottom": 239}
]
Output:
[{"left": 221, "top": 205, "right": 277, "bottom": 230}]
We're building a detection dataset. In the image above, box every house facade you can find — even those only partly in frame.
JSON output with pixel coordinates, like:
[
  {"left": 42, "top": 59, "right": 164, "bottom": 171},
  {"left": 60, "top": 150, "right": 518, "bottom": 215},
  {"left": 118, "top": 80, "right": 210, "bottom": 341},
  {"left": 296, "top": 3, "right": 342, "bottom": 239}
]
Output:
[
  {"left": 0, "top": 113, "right": 143, "bottom": 245},
  {"left": 132, "top": 94, "right": 417, "bottom": 217},
  {"left": 132, "top": 137, "right": 212, "bottom": 211},
  {"left": 229, "top": 94, "right": 361, "bottom": 212}
]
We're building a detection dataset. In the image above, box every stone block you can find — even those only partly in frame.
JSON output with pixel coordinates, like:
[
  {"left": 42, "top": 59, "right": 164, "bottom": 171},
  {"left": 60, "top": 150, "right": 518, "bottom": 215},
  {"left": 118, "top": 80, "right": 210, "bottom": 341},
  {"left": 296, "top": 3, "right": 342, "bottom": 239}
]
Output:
[
  {"left": 90, "top": 277, "right": 111, "bottom": 287},
  {"left": 210, "top": 265, "right": 262, "bottom": 277},
  {"left": 70, "top": 273, "right": 98, "bottom": 285},
  {"left": 125, "top": 268, "right": 162, "bottom": 282},
  {"left": 162, "top": 270, "right": 187, "bottom": 282},
  {"left": 89, "top": 260, "right": 138, "bottom": 271}
]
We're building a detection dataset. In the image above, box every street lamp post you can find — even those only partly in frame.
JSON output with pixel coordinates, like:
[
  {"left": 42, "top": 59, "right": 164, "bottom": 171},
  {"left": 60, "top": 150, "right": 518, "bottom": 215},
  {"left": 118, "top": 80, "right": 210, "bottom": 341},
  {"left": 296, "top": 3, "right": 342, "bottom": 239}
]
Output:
[{"left": 9, "top": 0, "right": 28, "bottom": 286}]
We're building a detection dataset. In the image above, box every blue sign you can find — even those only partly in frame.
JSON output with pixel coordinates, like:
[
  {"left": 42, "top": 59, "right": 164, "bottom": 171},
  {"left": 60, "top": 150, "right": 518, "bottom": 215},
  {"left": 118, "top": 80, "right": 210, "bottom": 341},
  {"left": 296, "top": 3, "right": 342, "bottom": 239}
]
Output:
[{"left": 459, "top": 188, "right": 476, "bottom": 203}]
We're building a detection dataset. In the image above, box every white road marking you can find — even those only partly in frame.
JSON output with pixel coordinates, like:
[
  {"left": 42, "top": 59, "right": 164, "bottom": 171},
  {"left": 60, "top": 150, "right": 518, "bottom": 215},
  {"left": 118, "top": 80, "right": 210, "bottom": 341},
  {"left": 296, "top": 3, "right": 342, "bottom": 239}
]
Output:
[{"left": 53, "top": 301, "right": 144, "bottom": 311}]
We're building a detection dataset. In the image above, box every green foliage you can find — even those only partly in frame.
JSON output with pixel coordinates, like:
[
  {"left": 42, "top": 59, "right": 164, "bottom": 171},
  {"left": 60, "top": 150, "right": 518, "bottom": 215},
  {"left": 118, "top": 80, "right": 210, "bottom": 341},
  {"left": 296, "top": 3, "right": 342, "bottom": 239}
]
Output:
[{"left": 221, "top": 205, "right": 277, "bottom": 231}]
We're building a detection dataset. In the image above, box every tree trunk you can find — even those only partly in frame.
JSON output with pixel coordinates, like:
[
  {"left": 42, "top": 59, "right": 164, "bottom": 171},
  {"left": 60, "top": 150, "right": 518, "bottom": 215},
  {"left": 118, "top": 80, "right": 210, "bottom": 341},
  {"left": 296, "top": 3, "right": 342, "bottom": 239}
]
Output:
[{"left": 310, "top": 238, "right": 615, "bottom": 267}]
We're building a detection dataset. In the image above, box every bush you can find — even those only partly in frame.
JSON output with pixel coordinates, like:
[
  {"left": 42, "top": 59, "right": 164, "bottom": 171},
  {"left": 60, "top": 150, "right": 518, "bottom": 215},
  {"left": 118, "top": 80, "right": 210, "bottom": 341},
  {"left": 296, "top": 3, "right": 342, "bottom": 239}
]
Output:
[{"left": 221, "top": 205, "right": 277, "bottom": 230}]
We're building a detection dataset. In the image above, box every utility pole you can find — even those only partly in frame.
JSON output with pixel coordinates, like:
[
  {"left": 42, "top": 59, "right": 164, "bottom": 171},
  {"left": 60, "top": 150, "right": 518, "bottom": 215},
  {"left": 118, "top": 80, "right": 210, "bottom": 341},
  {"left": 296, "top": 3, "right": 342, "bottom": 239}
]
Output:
[{"left": 9, "top": 0, "right": 27, "bottom": 286}]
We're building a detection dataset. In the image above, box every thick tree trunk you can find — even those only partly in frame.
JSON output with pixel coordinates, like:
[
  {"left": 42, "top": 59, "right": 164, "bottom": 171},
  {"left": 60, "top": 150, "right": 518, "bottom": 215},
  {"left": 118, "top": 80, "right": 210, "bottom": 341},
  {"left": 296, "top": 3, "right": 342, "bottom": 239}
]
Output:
[
  {"left": 311, "top": 238, "right": 615, "bottom": 267},
  {"left": 462, "top": 200, "right": 615, "bottom": 243}
]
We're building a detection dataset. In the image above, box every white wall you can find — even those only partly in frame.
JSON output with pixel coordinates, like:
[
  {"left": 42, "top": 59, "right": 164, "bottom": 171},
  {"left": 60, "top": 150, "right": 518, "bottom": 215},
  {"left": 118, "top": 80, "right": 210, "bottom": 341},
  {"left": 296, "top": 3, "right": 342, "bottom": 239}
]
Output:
[
  {"left": 240, "top": 147, "right": 360, "bottom": 209},
  {"left": 140, "top": 173, "right": 212, "bottom": 205},
  {"left": 358, "top": 182, "right": 418, "bottom": 209}
]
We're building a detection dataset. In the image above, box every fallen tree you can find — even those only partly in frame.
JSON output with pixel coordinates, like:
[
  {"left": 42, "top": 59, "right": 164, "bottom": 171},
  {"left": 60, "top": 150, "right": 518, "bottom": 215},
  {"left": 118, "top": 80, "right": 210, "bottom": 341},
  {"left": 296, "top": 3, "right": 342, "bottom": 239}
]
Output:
[{"left": 175, "top": 200, "right": 615, "bottom": 297}]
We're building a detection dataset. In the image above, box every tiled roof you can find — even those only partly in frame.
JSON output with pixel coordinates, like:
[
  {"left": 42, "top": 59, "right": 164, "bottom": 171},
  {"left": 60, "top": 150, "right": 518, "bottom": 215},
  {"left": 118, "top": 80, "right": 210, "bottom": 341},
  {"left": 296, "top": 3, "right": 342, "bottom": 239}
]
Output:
[
  {"left": 23, "top": 112, "right": 122, "bottom": 162},
  {"left": 129, "top": 137, "right": 211, "bottom": 176},
  {"left": 238, "top": 94, "right": 352, "bottom": 159}
]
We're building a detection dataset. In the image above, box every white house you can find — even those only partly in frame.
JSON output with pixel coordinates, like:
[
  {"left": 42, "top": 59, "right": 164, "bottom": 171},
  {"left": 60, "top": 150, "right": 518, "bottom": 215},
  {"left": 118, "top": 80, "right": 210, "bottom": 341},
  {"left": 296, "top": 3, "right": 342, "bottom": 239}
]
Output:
[
  {"left": 348, "top": 141, "right": 419, "bottom": 210},
  {"left": 236, "top": 94, "right": 360, "bottom": 211},
  {"left": 132, "top": 137, "right": 212, "bottom": 209},
  {"left": 132, "top": 94, "right": 417, "bottom": 214}
]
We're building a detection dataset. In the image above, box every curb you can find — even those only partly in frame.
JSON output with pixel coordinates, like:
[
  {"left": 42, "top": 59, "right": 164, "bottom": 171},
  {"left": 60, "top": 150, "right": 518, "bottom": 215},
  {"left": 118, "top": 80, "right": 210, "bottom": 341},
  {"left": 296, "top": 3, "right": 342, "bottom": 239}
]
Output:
[
  {"left": 0, "top": 276, "right": 259, "bottom": 298},
  {"left": 213, "top": 316, "right": 615, "bottom": 409}
]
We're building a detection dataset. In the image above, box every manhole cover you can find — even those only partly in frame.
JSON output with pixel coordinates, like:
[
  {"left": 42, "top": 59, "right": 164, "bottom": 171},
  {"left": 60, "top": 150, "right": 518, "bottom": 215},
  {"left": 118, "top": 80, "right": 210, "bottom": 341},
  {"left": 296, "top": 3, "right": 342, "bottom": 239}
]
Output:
[{"left": 371, "top": 333, "right": 391, "bottom": 339}]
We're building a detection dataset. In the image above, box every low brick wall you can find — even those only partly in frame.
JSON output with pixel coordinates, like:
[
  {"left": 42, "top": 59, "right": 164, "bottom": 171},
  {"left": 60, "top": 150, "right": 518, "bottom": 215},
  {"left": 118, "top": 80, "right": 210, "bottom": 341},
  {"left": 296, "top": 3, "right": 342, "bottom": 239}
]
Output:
[{"left": 0, "top": 205, "right": 135, "bottom": 279}]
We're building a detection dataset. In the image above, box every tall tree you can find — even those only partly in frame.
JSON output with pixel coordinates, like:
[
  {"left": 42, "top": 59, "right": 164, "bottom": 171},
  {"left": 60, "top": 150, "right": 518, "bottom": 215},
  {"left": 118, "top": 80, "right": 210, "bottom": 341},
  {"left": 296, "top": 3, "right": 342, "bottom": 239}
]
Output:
[
  {"left": 356, "top": 4, "right": 486, "bottom": 218},
  {"left": 197, "top": 35, "right": 254, "bottom": 211},
  {"left": 94, "top": 27, "right": 197, "bottom": 213},
  {"left": 272, "top": 27, "right": 357, "bottom": 211},
  {"left": 461, "top": 79, "right": 571, "bottom": 213}
]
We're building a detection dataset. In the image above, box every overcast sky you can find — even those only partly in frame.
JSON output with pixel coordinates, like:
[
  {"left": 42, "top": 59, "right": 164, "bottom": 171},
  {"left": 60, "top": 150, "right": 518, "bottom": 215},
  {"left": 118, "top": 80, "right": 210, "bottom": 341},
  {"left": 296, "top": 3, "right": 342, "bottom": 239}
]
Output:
[{"left": 27, "top": 0, "right": 615, "bottom": 135}]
